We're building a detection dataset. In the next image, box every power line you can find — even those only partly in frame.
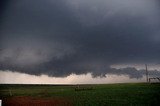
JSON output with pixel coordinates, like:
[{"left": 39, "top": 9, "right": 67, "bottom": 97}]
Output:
[{"left": 145, "top": 64, "right": 149, "bottom": 83}]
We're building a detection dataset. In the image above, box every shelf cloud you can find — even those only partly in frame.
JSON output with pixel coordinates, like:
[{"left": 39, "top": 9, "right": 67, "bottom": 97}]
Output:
[{"left": 0, "top": 0, "right": 160, "bottom": 78}]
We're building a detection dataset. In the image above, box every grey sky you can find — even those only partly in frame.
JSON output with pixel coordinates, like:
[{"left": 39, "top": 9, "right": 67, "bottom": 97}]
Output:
[{"left": 0, "top": 0, "right": 160, "bottom": 79}]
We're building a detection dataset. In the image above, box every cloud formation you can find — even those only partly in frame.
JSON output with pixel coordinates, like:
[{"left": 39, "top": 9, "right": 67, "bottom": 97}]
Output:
[{"left": 0, "top": 0, "right": 160, "bottom": 78}]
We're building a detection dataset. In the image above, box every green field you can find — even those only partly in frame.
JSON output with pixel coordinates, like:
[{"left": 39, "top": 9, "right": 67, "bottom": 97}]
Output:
[{"left": 0, "top": 83, "right": 160, "bottom": 106}]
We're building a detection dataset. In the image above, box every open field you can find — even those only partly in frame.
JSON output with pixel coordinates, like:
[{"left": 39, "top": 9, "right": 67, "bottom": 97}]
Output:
[{"left": 0, "top": 83, "right": 160, "bottom": 106}]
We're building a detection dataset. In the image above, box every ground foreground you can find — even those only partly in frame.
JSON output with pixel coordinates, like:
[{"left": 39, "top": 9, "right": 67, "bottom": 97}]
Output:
[{"left": 0, "top": 83, "right": 160, "bottom": 106}]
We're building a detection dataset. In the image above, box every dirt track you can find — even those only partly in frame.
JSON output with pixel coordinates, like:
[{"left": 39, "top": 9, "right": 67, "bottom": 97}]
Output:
[{"left": 2, "top": 96, "right": 72, "bottom": 106}]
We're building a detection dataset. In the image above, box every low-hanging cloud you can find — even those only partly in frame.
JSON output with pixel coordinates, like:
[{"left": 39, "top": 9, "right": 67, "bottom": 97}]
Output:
[
  {"left": 0, "top": 36, "right": 75, "bottom": 66},
  {"left": 0, "top": 0, "right": 160, "bottom": 78}
]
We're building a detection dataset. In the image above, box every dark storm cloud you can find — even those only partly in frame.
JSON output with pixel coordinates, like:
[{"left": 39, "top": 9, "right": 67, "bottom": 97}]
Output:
[
  {"left": 0, "top": 0, "right": 160, "bottom": 78},
  {"left": 107, "top": 68, "right": 160, "bottom": 79}
]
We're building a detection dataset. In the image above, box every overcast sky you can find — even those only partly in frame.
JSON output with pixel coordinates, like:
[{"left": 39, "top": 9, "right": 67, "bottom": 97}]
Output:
[{"left": 0, "top": 0, "right": 160, "bottom": 84}]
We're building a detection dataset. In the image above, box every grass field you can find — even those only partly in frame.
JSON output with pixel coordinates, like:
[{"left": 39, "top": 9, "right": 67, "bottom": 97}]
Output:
[{"left": 0, "top": 83, "right": 160, "bottom": 106}]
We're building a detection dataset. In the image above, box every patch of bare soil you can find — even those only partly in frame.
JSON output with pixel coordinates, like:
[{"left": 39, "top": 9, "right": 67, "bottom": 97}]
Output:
[{"left": 2, "top": 96, "right": 72, "bottom": 106}]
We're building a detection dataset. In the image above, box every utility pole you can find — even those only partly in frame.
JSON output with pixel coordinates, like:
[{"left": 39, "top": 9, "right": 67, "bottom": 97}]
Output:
[{"left": 145, "top": 64, "right": 149, "bottom": 83}]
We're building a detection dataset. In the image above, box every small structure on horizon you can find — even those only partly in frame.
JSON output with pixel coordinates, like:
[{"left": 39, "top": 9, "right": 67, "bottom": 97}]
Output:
[
  {"left": 75, "top": 84, "right": 93, "bottom": 91},
  {"left": 145, "top": 64, "right": 160, "bottom": 83},
  {"left": 149, "top": 77, "right": 160, "bottom": 83}
]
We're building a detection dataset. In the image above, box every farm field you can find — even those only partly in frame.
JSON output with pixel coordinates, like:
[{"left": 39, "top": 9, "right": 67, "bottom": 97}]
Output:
[{"left": 0, "top": 83, "right": 160, "bottom": 106}]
